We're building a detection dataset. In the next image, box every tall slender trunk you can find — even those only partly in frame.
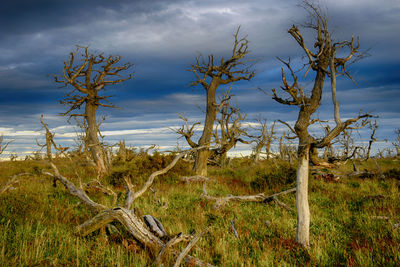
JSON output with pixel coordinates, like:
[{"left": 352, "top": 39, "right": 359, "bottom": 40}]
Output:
[
  {"left": 85, "top": 100, "right": 108, "bottom": 175},
  {"left": 193, "top": 81, "right": 218, "bottom": 175},
  {"left": 266, "top": 141, "right": 272, "bottom": 160},
  {"left": 296, "top": 146, "right": 310, "bottom": 247},
  {"left": 254, "top": 145, "right": 262, "bottom": 164}
]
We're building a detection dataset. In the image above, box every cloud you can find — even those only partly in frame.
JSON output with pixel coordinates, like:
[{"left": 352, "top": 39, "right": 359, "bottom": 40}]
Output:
[{"left": 0, "top": 0, "right": 399, "bottom": 159}]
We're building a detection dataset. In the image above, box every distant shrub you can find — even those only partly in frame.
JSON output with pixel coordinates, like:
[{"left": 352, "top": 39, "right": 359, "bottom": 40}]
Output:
[
  {"left": 383, "top": 168, "right": 400, "bottom": 180},
  {"left": 250, "top": 162, "right": 296, "bottom": 191}
]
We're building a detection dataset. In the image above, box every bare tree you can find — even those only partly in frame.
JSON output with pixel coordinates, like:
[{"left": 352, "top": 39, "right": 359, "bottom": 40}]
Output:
[
  {"left": 250, "top": 119, "right": 276, "bottom": 163},
  {"left": 337, "top": 129, "right": 359, "bottom": 160},
  {"left": 393, "top": 128, "right": 400, "bottom": 157},
  {"left": 0, "top": 135, "right": 13, "bottom": 156},
  {"left": 211, "top": 89, "right": 250, "bottom": 166},
  {"left": 176, "top": 89, "right": 250, "bottom": 167},
  {"left": 366, "top": 120, "right": 378, "bottom": 159},
  {"left": 54, "top": 46, "right": 133, "bottom": 176},
  {"left": 189, "top": 27, "right": 255, "bottom": 175},
  {"left": 271, "top": 3, "right": 371, "bottom": 246}
]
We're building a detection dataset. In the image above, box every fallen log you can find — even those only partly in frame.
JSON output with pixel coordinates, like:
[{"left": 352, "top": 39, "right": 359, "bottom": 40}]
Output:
[
  {"left": 180, "top": 175, "right": 211, "bottom": 183},
  {"left": 231, "top": 219, "right": 239, "bottom": 238},
  {"left": 201, "top": 184, "right": 296, "bottom": 209}
]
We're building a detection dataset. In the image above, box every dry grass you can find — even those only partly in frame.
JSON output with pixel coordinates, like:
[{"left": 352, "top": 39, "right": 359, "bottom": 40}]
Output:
[{"left": 0, "top": 156, "right": 399, "bottom": 266}]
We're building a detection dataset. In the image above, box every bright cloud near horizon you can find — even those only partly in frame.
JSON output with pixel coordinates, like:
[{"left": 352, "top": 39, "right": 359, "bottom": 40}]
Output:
[{"left": 0, "top": 0, "right": 399, "bottom": 159}]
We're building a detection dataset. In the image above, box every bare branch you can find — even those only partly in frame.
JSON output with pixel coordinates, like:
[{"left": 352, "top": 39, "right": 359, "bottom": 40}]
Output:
[
  {"left": 202, "top": 184, "right": 296, "bottom": 209},
  {"left": 0, "top": 173, "right": 31, "bottom": 194},
  {"left": 173, "top": 226, "right": 210, "bottom": 267},
  {"left": 125, "top": 146, "right": 208, "bottom": 209},
  {"left": 0, "top": 135, "right": 14, "bottom": 155}
]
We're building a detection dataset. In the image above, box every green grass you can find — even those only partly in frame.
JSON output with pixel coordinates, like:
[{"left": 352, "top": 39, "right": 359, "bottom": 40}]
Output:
[{"left": 0, "top": 157, "right": 399, "bottom": 266}]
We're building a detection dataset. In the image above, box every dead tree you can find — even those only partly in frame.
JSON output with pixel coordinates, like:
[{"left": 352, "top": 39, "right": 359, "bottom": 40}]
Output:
[
  {"left": 117, "top": 140, "right": 127, "bottom": 162},
  {"left": 189, "top": 27, "right": 255, "bottom": 175},
  {"left": 366, "top": 120, "right": 378, "bottom": 159},
  {"left": 39, "top": 117, "right": 213, "bottom": 266},
  {"left": 37, "top": 115, "right": 69, "bottom": 162},
  {"left": 176, "top": 90, "right": 250, "bottom": 167},
  {"left": 271, "top": 3, "right": 371, "bottom": 247},
  {"left": 0, "top": 135, "right": 13, "bottom": 155},
  {"left": 393, "top": 128, "right": 400, "bottom": 157},
  {"left": 335, "top": 128, "right": 366, "bottom": 161},
  {"left": 72, "top": 117, "right": 92, "bottom": 161},
  {"left": 250, "top": 119, "right": 277, "bottom": 163},
  {"left": 54, "top": 46, "right": 133, "bottom": 176},
  {"left": 211, "top": 89, "right": 251, "bottom": 166}
]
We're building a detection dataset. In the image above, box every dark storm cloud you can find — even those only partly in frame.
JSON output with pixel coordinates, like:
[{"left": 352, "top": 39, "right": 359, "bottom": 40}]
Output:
[{"left": 0, "top": 0, "right": 399, "bottom": 158}]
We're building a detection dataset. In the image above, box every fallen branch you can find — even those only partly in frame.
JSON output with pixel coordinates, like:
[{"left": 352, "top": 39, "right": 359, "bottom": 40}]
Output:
[
  {"left": 154, "top": 233, "right": 192, "bottom": 266},
  {"left": 84, "top": 180, "right": 118, "bottom": 206},
  {"left": 202, "top": 184, "right": 296, "bottom": 209},
  {"left": 125, "top": 146, "right": 207, "bottom": 209},
  {"left": 0, "top": 173, "right": 31, "bottom": 194},
  {"left": 343, "top": 170, "right": 375, "bottom": 179},
  {"left": 371, "top": 216, "right": 390, "bottom": 220},
  {"left": 173, "top": 227, "right": 210, "bottom": 267},
  {"left": 43, "top": 165, "right": 107, "bottom": 213},
  {"left": 273, "top": 196, "right": 294, "bottom": 212},
  {"left": 231, "top": 219, "right": 239, "bottom": 238},
  {"left": 180, "top": 175, "right": 211, "bottom": 183}
]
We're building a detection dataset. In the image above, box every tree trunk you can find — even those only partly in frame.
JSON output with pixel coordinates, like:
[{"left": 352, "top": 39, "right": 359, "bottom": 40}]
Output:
[
  {"left": 296, "top": 147, "right": 310, "bottom": 247},
  {"left": 193, "top": 81, "right": 218, "bottom": 175},
  {"left": 266, "top": 141, "right": 272, "bottom": 160},
  {"left": 254, "top": 146, "right": 262, "bottom": 164},
  {"left": 85, "top": 99, "right": 108, "bottom": 175},
  {"left": 118, "top": 140, "right": 127, "bottom": 162},
  {"left": 219, "top": 151, "right": 228, "bottom": 167}
]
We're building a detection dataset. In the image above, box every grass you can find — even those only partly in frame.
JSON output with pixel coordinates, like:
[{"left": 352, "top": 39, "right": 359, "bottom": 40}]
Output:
[{"left": 0, "top": 156, "right": 399, "bottom": 266}]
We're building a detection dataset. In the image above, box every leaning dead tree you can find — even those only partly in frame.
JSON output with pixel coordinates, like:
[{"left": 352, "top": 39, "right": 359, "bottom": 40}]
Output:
[
  {"left": 54, "top": 46, "right": 133, "bottom": 176},
  {"left": 366, "top": 120, "right": 378, "bottom": 159},
  {"left": 0, "top": 135, "right": 13, "bottom": 156},
  {"left": 40, "top": 117, "right": 213, "bottom": 266},
  {"left": 189, "top": 27, "right": 255, "bottom": 176},
  {"left": 271, "top": 3, "right": 371, "bottom": 247}
]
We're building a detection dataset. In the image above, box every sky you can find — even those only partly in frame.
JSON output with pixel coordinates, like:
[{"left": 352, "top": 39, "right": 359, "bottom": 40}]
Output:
[{"left": 0, "top": 0, "right": 399, "bottom": 159}]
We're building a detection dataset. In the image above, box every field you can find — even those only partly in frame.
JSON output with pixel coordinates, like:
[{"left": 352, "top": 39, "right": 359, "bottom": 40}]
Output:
[{"left": 0, "top": 155, "right": 399, "bottom": 266}]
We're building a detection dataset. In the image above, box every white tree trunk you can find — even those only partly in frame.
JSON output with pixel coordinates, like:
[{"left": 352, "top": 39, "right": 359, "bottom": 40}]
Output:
[{"left": 296, "top": 153, "right": 310, "bottom": 247}]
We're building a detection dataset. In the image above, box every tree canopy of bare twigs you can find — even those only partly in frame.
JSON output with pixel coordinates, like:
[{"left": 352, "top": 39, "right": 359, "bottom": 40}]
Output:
[
  {"left": 271, "top": 2, "right": 372, "bottom": 247},
  {"left": 54, "top": 46, "right": 133, "bottom": 176}
]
